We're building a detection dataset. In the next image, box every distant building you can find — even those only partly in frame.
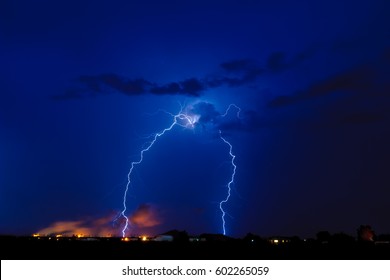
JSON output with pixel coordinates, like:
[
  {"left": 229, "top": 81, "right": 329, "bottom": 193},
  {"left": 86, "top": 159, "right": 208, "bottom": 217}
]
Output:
[
  {"left": 79, "top": 237, "right": 99, "bottom": 241},
  {"left": 189, "top": 237, "right": 206, "bottom": 242},
  {"left": 153, "top": 235, "right": 174, "bottom": 242},
  {"left": 268, "top": 236, "right": 291, "bottom": 245},
  {"left": 121, "top": 237, "right": 139, "bottom": 242}
]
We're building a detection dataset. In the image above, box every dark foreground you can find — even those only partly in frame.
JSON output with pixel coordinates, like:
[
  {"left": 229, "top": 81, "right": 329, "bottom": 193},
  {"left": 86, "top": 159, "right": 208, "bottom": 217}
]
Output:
[{"left": 1, "top": 236, "right": 389, "bottom": 260}]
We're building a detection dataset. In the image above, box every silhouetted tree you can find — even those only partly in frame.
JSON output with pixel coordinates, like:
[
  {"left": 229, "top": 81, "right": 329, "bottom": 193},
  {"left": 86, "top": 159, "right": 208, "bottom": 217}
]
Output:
[
  {"left": 376, "top": 234, "right": 390, "bottom": 241},
  {"left": 243, "top": 233, "right": 262, "bottom": 243},
  {"left": 316, "top": 231, "right": 331, "bottom": 243},
  {"left": 290, "top": 236, "right": 301, "bottom": 244},
  {"left": 331, "top": 232, "right": 355, "bottom": 244}
]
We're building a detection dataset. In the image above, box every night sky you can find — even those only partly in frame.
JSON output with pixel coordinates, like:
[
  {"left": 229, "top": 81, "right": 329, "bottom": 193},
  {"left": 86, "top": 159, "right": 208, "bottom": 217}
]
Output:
[{"left": 1, "top": 0, "right": 389, "bottom": 238}]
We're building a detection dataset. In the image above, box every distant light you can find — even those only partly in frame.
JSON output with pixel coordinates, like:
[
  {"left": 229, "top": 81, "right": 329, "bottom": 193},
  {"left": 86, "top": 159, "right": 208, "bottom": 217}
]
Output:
[
  {"left": 273, "top": 239, "right": 279, "bottom": 244},
  {"left": 141, "top": 236, "right": 148, "bottom": 241},
  {"left": 122, "top": 237, "right": 129, "bottom": 242},
  {"left": 32, "top": 233, "right": 40, "bottom": 237},
  {"left": 251, "top": 239, "right": 254, "bottom": 242},
  {"left": 55, "top": 234, "right": 62, "bottom": 238}
]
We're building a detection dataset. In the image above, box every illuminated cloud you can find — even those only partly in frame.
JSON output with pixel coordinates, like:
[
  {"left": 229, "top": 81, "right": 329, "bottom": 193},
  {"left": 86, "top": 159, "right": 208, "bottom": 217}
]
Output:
[
  {"left": 129, "top": 203, "right": 162, "bottom": 228},
  {"left": 37, "top": 205, "right": 162, "bottom": 237}
]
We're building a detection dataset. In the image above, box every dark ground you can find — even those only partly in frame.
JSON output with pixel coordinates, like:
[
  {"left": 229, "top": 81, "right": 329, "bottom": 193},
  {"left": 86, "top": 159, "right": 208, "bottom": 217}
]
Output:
[{"left": 1, "top": 236, "right": 389, "bottom": 260}]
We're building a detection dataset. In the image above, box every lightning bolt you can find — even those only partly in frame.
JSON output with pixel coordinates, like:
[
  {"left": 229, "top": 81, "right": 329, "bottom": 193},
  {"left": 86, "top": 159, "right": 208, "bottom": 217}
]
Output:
[
  {"left": 221, "top": 103, "right": 241, "bottom": 118},
  {"left": 119, "top": 103, "right": 240, "bottom": 237},
  {"left": 120, "top": 106, "right": 197, "bottom": 237},
  {"left": 218, "top": 130, "right": 237, "bottom": 236},
  {"left": 217, "top": 103, "right": 240, "bottom": 236}
]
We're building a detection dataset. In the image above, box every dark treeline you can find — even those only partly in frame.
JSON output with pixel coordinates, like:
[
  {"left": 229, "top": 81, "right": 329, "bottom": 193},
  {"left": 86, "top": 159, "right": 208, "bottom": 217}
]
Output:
[{"left": 1, "top": 225, "right": 390, "bottom": 260}]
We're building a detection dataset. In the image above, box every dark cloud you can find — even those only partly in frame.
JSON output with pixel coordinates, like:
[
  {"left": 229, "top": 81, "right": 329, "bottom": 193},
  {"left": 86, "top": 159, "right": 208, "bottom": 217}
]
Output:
[
  {"left": 150, "top": 82, "right": 181, "bottom": 95},
  {"left": 217, "top": 59, "right": 264, "bottom": 86},
  {"left": 190, "top": 102, "right": 220, "bottom": 124},
  {"left": 268, "top": 64, "right": 376, "bottom": 107},
  {"left": 79, "top": 74, "right": 151, "bottom": 95},
  {"left": 307, "top": 66, "right": 373, "bottom": 97},
  {"left": 52, "top": 49, "right": 314, "bottom": 100},
  {"left": 223, "top": 70, "right": 263, "bottom": 86},
  {"left": 267, "top": 48, "right": 316, "bottom": 72},
  {"left": 150, "top": 78, "right": 204, "bottom": 96},
  {"left": 56, "top": 75, "right": 204, "bottom": 99},
  {"left": 101, "top": 75, "right": 150, "bottom": 95},
  {"left": 188, "top": 102, "right": 262, "bottom": 132},
  {"left": 179, "top": 78, "right": 205, "bottom": 96},
  {"left": 217, "top": 49, "right": 314, "bottom": 87},
  {"left": 268, "top": 46, "right": 390, "bottom": 109},
  {"left": 217, "top": 110, "right": 262, "bottom": 132},
  {"left": 264, "top": 49, "right": 390, "bottom": 129}
]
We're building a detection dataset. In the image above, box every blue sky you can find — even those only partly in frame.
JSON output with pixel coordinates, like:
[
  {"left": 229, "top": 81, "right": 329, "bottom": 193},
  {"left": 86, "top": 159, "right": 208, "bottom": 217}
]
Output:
[{"left": 1, "top": 0, "right": 389, "bottom": 238}]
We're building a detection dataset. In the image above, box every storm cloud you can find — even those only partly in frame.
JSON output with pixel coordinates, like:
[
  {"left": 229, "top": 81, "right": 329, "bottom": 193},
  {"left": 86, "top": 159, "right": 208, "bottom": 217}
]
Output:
[{"left": 52, "top": 50, "right": 311, "bottom": 100}]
